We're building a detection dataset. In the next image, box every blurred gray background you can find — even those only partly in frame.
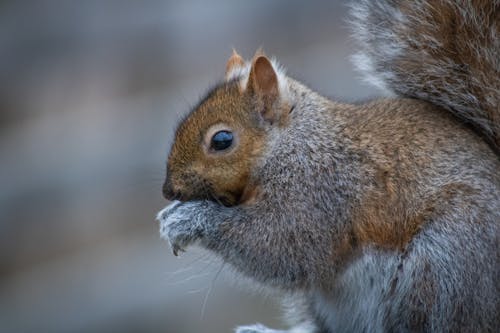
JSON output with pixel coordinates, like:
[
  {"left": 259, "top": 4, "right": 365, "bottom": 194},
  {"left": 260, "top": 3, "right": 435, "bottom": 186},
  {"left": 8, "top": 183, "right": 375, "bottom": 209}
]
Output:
[{"left": 0, "top": 1, "right": 378, "bottom": 332}]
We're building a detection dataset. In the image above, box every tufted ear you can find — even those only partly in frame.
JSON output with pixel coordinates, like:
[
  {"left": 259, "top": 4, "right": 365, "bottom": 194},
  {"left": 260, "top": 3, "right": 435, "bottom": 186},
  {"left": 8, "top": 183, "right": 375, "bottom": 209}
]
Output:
[
  {"left": 247, "top": 55, "right": 285, "bottom": 123},
  {"left": 247, "top": 55, "right": 278, "bottom": 97},
  {"left": 225, "top": 49, "right": 245, "bottom": 81}
]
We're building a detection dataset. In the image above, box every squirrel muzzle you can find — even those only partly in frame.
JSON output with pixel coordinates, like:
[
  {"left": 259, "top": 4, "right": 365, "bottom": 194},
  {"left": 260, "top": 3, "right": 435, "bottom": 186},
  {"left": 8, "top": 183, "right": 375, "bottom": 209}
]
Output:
[{"left": 161, "top": 176, "right": 176, "bottom": 201}]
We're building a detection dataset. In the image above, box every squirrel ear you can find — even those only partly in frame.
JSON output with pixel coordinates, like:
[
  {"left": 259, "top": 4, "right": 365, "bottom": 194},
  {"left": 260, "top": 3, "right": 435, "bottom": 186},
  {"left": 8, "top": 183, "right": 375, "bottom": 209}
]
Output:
[
  {"left": 247, "top": 55, "right": 279, "bottom": 99},
  {"left": 225, "top": 49, "right": 245, "bottom": 81},
  {"left": 247, "top": 55, "right": 281, "bottom": 123}
]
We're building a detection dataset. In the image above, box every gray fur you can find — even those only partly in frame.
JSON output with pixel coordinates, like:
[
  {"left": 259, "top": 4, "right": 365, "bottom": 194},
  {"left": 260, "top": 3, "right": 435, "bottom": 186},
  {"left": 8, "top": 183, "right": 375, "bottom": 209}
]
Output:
[
  {"left": 159, "top": 79, "right": 500, "bottom": 331},
  {"left": 158, "top": 0, "right": 500, "bottom": 331},
  {"left": 350, "top": 0, "right": 500, "bottom": 150}
]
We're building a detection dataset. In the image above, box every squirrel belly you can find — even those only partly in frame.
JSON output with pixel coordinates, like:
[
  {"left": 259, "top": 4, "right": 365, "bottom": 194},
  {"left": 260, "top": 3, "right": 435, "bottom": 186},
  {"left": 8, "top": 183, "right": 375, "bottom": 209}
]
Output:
[{"left": 158, "top": 1, "right": 500, "bottom": 332}]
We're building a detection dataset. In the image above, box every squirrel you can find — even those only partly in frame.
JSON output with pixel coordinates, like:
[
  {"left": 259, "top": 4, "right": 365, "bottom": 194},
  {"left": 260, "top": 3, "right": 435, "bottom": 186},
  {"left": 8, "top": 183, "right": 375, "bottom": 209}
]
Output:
[{"left": 157, "top": 0, "right": 499, "bottom": 332}]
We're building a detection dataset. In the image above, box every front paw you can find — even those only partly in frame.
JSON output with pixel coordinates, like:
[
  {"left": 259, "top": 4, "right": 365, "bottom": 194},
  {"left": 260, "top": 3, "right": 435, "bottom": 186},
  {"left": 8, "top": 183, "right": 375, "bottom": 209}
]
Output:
[{"left": 157, "top": 200, "right": 205, "bottom": 256}]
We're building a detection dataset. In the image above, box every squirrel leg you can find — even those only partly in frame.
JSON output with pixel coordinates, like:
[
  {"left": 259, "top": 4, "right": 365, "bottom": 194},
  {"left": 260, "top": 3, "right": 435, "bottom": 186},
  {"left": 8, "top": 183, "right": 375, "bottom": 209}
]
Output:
[
  {"left": 158, "top": 201, "right": 331, "bottom": 331},
  {"left": 158, "top": 201, "right": 322, "bottom": 332},
  {"left": 158, "top": 200, "right": 332, "bottom": 288}
]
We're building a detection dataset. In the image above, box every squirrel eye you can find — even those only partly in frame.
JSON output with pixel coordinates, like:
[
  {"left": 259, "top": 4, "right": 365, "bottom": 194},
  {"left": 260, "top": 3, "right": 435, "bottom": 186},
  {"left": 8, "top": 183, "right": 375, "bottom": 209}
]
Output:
[{"left": 210, "top": 130, "right": 233, "bottom": 151}]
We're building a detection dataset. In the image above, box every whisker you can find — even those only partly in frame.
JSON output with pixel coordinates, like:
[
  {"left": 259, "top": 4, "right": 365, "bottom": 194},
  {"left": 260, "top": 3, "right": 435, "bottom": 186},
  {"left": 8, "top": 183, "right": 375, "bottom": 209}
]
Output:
[
  {"left": 162, "top": 251, "right": 212, "bottom": 279},
  {"left": 165, "top": 271, "right": 213, "bottom": 286},
  {"left": 200, "top": 261, "right": 226, "bottom": 319}
]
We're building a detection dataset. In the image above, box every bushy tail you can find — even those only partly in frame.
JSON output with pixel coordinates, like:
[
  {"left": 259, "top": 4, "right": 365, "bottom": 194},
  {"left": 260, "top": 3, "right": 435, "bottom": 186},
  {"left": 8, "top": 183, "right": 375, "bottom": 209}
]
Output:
[{"left": 350, "top": 0, "right": 500, "bottom": 152}]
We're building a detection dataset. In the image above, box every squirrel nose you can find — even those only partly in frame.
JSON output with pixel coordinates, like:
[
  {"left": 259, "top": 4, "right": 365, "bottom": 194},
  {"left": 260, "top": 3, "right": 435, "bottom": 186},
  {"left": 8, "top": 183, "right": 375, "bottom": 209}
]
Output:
[{"left": 162, "top": 178, "right": 176, "bottom": 200}]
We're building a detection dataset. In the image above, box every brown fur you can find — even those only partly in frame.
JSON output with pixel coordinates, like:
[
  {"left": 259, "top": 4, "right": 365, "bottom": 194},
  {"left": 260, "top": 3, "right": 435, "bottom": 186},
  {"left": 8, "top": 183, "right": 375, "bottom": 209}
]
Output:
[
  {"left": 336, "top": 97, "right": 494, "bottom": 251},
  {"left": 165, "top": 53, "right": 295, "bottom": 205},
  {"left": 165, "top": 81, "right": 267, "bottom": 206},
  {"left": 225, "top": 49, "right": 245, "bottom": 80},
  {"left": 352, "top": 0, "right": 500, "bottom": 151},
  {"left": 159, "top": 1, "right": 500, "bottom": 330}
]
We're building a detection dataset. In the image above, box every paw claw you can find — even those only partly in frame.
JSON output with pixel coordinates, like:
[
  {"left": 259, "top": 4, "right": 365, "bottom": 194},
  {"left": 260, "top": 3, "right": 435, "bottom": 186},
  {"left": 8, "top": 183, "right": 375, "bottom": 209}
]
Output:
[
  {"left": 157, "top": 201, "right": 204, "bottom": 255},
  {"left": 172, "top": 244, "right": 186, "bottom": 256}
]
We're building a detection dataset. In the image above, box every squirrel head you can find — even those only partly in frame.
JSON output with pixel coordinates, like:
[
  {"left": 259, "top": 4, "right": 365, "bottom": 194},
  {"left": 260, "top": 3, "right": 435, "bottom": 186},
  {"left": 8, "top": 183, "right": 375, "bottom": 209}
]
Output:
[{"left": 163, "top": 50, "right": 293, "bottom": 206}]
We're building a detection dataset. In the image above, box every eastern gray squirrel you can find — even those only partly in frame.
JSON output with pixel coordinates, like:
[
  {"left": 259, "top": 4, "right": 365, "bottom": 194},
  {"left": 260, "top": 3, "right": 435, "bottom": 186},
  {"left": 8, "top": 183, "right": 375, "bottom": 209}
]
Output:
[{"left": 157, "top": 0, "right": 499, "bottom": 332}]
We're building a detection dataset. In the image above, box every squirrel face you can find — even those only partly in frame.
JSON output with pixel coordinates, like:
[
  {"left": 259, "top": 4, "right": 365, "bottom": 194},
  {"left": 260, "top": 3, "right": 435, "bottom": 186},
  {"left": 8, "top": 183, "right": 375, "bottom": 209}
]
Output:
[{"left": 163, "top": 50, "right": 292, "bottom": 206}]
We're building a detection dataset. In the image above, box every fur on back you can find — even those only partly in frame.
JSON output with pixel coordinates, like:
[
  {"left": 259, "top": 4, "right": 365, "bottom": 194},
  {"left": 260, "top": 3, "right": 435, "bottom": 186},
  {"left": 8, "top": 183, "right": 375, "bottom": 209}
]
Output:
[{"left": 350, "top": 0, "right": 500, "bottom": 151}]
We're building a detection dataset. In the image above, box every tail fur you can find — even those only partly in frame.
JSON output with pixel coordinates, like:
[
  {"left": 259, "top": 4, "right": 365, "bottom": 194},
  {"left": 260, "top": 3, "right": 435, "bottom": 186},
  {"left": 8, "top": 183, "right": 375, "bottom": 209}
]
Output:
[{"left": 350, "top": 0, "right": 500, "bottom": 152}]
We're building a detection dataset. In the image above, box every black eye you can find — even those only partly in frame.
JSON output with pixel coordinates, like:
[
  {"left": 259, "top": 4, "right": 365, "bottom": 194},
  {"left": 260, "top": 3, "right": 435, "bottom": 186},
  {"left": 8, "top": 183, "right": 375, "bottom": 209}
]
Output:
[{"left": 210, "top": 130, "right": 233, "bottom": 151}]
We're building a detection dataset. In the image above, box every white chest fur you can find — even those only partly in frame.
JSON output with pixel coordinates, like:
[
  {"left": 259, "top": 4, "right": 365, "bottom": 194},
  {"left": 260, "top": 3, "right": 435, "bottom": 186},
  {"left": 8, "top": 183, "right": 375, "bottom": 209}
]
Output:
[{"left": 312, "top": 250, "right": 401, "bottom": 333}]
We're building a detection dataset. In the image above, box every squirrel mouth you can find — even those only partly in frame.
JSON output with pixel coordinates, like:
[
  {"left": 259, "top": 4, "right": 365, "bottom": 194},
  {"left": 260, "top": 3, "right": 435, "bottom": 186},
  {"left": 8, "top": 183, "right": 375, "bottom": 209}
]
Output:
[
  {"left": 218, "top": 196, "right": 234, "bottom": 207},
  {"left": 213, "top": 192, "right": 239, "bottom": 207},
  {"left": 179, "top": 188, "right": 239, "bottom": 207},
  {"left": 207, "top": 188, "right": 243, "bottom": 207},
  {"left": 169, "top": 183, "right": 242, "bottom": 207}
]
